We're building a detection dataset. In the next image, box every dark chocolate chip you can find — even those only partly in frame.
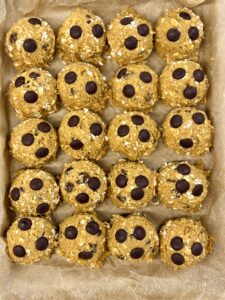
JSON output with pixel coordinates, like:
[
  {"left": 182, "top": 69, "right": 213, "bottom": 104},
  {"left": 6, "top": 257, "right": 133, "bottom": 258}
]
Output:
[
  {"left": 117, "top": 125, "right": 129, "bottom": 137},
  {"left": 21, "top": 133, "right": 34, "bottom": 146},
  {"left": 36, "top": 203, "right": 49, "bottom": 214},
  {"left": 65, "top": 182, "right": 74, "bottom": 193},
  {"left": 76, "top": 192, "right": 89, "bottom": 203},
  {"left": 37, "top": 122, "right": 51, "bottom": 133},
  {"left": 90, "top": 123, "right": 102, "bottom": 136},
  {"left": 79, "top": 251, "right": 93, "bottom": 260},
  {"left": 135, "top": 175, "right": 149, "bottom": 188},
  {"left": 177, "top": 163, "right": 191, "bottom": 175},
  {"left": 172, "top": 68, "right": 186, "bottom": 80},
  {"left": 24, "top": 91, "right": 38, "bottom": 103},
  {"left": 70, "top": 25, "right": 82, "bottom": 39},
  {"left": 18, "top": 218, "right": 32, "bottom": 231},
  {"left": 124, "top": 36, "right": 138, "bottom": 50},
  {"left": 10, "top": 187, "right": 20, "bottom": 201},
  {"left": 13, "top": 245, "right": 26, "bottom": 257},
  {"left": 65, "top": 72, "right": 77, "bottom": 84},
  {"left": 167, "top": 28, "right": 180, "bottom": 42},
  {"left": 137, "top": 24, "right": 149, "bottom": 36},
  {"left": 138, "top": 129, "right": 150, "bottom": 142},
  {"left": 92, "top": 24, "right": 104, "bottom": 38},
  {"left": 86, "top": 221, "right": 100, "bottom": 235},
  {"left": 170, "top": 115, "right": 183, "bottom": 128},
  {"left": 188, "top": 27, "right": 199, "bottom": 40},
  {"left": 192, "top": 112, "right": 205, "bottom": 124},
  {"left": 68, "top": 115, "right": 80, "bottom": 127},
  {"left": 35, "top": 147, "right": 49, "bottom": 158},
  {"left": 10, "top": 32, "right": 17, "bottom": 43},
  {"left": 85, "top": 81, "right": 97, "bottom": 94},
  {"left": 131, "top": 115, "right": 144, "bottom": 125},
  {"left": 179, "top": 138, "right": 193, "bottom": 148},
  {"left": 28, "top": 18, "right": 42, "bottom": 25},
  {"left": 117, "top": 68, "right": 127, "bottom": 79},
  {"left": 191, "top": 242, "right": 203, "bottom": 256},
  {"left": 30, "top": 178, "right": 43, "bottom": 190},
  {"left": 70, "top": 139, "right": 83, "bottom": 150},
  {"left": 35, "top": 237, "right": 48, "bottom": 251},
  {"left": 115, "top": 174, "right": 128, "bottom": 188},
  {"left": 29, "top": 72, "right": 40, "bottom": 79},
  {"left": 131, "top": 188, "right": 144, "bottom": 200},
  {"left": 192, "top": 184, "right": 203, "bottom": 196},
  {"left": 171, "top": 253, "right": 185, "bottom": 265},
  {"left": 133, "top": 226, "right": 146, "bottom": 240},
  {"left": 15, "top": 76, "right": 25, "bottom": 87},
  {"left": 183, "top": 86, "right": 197, "bottom": 99},
  {"left": 65, "top": 226, "right": 78, "bottom": 239},
  {"left": 120, "top": 17, "right": 133, "bottom": 25},
  {"left": 88, "top": 177, "right": 100, "bottom": 191},
  {"left": 193, "top": 69, "right": 205, "bottom": 82},
  {"left": 123, "top": 84, "right": 135, "bottom": 98},
  {"left": 130, "top": 247, "right": 144, "bottom": 259},
  {"left": 179, "top": 12, "right": 191, "bottom": 20},
  {"left": 140, "top": 71, "right": 152, "bottom": 83},
  {"left": 115, "top": 229, "right": 127, "bottom": 243},
  {"left": 23, "top": 38, "right": 37, "bottom": 52},
  {"left": 170, "top": 236, "right": 184, "bottom": 250},
  {"left": 176, "top": 179, "right": 190, "bottom": 193}
]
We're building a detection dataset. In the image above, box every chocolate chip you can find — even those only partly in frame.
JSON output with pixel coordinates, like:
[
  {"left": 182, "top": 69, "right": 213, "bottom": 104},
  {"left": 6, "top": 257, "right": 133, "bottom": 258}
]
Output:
[
  {"left": 183, "top": 86, "right": 197, "bottom": 99},
  {"left": 179, "top": 12, "right": 191, "bottom": 20},
  {"left": 21, "top": 133, "right": 34, "bottom": 146},
  {"left": 65, "top": 72, "right": 77, "bottom": 84},
  {"left": 35, "top": 147, "right": 49, "bottom": 158},
  {"left": 65, "top": 182, "right": 74, "bottom": 193},
  {"left": 180, "top": 138, "right": 193, "bottom": 148},
  {"left": 192, "top": 112, "right": 205, "bottom": 124},
  {"left": 115, "top": 229, "right": 127, "bottom": 243},
  {"left": 117, "top": 68, "right": 127, "bottom": 79},
  {"left": 70, "top": 25, "right": 82, "bottom": 39},
  {"left": 92, "top": 24, "right": 104, "bottom": 38},
  {"left": 18, "top": 218, "right": 32, "bottom": 231},
  {"left": 124, "top": 36, "right": 138, "bottom": 50},
  {"left": 86, "top": 221, "right": 100, "bottom": 235},
  {"left": 131, "top": 188, "right": 144, "bottom": 200},
  {"left": 193, "top": 69, "right": 205, "bottom": 82},
  {"left": 192, "top": 184, "right": 203, "bottom": 196},
  {"left": 123, "top": 84, "right": 135, "bottom": 98},
  {"left": 167, "top": 28, "right": 180, "bottom": 42},
  {"left": 188, "top": 27, "right": 199, "bottom": 40},
  {"left": 10, "top": 32, "right": 17, "bottom": 43},
  {"left": 35, "top": 237, "right": 48, "bottom": 251},
  {"left": 140, "top": 71, "right": 152, "bottom": 83},
  {"left": 30, "top": 178, "right": 43, "bottom": 190},
  {"left": 88, "top": 177, "right": 100, "bottom": 191},
  {"left": 117, "top": 125, "right": 129, "bottom": 137},
  {"left": 176, "top": 179, "right": 190, "bottom": 193},
  {"left": 170, "top": 115, "right": 183, "bottom": 128},
  {"left": 170, "top": 236, "right": 184, "bottom": 250},
  {"left": 24, "top": 91, "right": 38, "bottom": 103},
  {"left": 68, "top": 115, "right": 80, "bottom": 127},
  {"left": 28, "top": 18, "right": 42, "bottom": 25},
  {"left": 76, "top": 193, "right": 89, "bottom": 203},
  {"left": 120, "top": 17, "right": 133, "bottom": 25},
  {"left": 65, "top": 226, "right": 78, "bottom": 239},
  {"left": 135, "top": 175, "right": 149, "bottom": 188},
  {"left": 133, "top": 226, "right": 146, "bottom": 240},
  {"left": 171, "top": 253, "right": 185, "bottom": 265},
  {"left": 115, "top": 174, "right": 128, "bottom": 188},
  {"left": 23, "top": 38, "right": 37, "bottom": 52},
  {"left": 36, "top": 203, "right": 49, "bottom": 214},
  {"left": 191, "top": 242, "right": 203, "bottom": 256},
  {"left": 15, "top": 76, "right": 25, "bottom": 87},
  {"left": 90, "top": 123, "right": 102, "bottom": 136},
  {"left": 131, "top": 115, "right": 144, "bottom": 125},
  {"left": 10, "top": 187, "right": 20, "bottom": 201},
  {"left": 13, "top": 245, "right": 26, "bottom": 257},
  {"left": 130, "top": 247, "right": 144, "bottom": 259},
  {"left": 138, "top": 129, "right": 150, "bottom": 142},
  {"left": 29, "top": 72, "right": 40, "bottom": 79},
  {"left": 37, "top": 122, "right": 51, "bottom": 133},
  {"left": 137, "top": 24, "right": 149, "bottom": 36},
  {"left": 70, "top": 139, "right": 83, "bottom": 150},
  {"left": 177, "top": 163, "right": 191, "bottom": 175},
  {"left": 85, "top": 81, "right": 97, "bottom": 94},
  {"left": 172, "top": 68, "right": 186, "bottom": 80},
  {"left": 79, "top": 251, "right": 93, "bottom": 260}
]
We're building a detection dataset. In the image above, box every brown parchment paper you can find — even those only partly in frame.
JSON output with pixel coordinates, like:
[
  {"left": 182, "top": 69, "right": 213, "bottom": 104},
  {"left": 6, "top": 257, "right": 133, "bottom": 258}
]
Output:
[{"left": 0, "top": 0, "right": 225, "bottom": 299}]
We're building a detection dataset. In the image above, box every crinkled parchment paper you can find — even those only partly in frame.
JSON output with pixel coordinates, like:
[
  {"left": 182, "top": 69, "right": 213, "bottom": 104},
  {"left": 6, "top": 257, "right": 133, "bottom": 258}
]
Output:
[{"left": 0, "top": 0, "right": 225, "bottom": 299}]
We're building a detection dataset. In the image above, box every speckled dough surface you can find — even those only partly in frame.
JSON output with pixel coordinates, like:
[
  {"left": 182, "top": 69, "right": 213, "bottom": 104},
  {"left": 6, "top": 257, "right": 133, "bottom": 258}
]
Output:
[
  {"left": 6, "top": 217, "right": 56, "bottom": 264},
  {"left": 157, "top": 161, "right": 209, "bottom": 212},
  {"left": 160, "top": 60, "right": 209, "bottom": 107},
  {"left": 5, "top": 17, "right": 55, "bottom": 71},
  {"left": 107, "top": 7, "right": 154, "bottom": 65},
  {"left": 108, "top": 161, "right": 156, "bottom": 211},
  {"left": 60, "top": 160, "right": 107, "bottom": 212},
  {"left": 59, "top": 110, "right": 107, "bottom": 160},
  {"left": 9, "top": 169, "right": 60, "bottom": 216},
  {"left": 57, "top": 62, "right": 108, "bottom": 112},
  {"left": 57, "top": 213, "right": 107, "bottom": 267},
  {"left": 162, "top": 108, "right": 213, "bottom": 156},
  {"left": 9, "top": 119, "right": 58, "bottom": 167},
  {"left": 107, "top": 214, "right": 159, "bottom": 263},
  {"left": 108, "top": 111, "right": 160, "bottom": 160},
  {"left": 155, "top": 8, "right": 204, "bottom": 62},
  {"left": 111, "top": 64, "right": 158, "bottom": 112},
  {"left": 159, "top": 218, "right": 214, "bottom": 270},
  {"left": 57, "top": 8, "right": 106, "bottom": 66},
  {"left": 9, "top": 68, "right": 57, "bottom": 119}
]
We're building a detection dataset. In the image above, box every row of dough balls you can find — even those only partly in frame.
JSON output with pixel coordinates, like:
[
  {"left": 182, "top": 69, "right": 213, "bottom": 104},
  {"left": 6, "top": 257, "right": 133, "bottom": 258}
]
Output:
[
  {"left": 9, "top": 160, "right": 209, "bottom": 215},
  {"left": 5, "top": 7, "right": 204, "bottom": 70},
  {"left": 8, "top": 60, "right": 209, "bottom": 120},
  {"left": 9, "top": 109, "right": 214, "bottom": 166},
  {"left": 6, "top": 214, "right": 214, "bottom": 270}
]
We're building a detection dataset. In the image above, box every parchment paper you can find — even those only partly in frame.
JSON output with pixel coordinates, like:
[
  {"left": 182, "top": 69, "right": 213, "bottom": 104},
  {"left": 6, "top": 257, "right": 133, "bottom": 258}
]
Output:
[{"left": 0, "top": 0, "right": 225, "bottom": 299}]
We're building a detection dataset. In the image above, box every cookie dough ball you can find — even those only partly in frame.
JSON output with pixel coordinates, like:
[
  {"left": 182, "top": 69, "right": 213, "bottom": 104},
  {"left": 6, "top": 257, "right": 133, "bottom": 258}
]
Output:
[
  {"left": 57, "top": 213, "right": 107, "bottom": 267},
  {"left": 156, "top": 8, "right": 204, "bottom": 62},
  {"left": 107, "top": 214, "right": 159, "bottom": 263},
  {"left": 111, "top": 64, "right": 158, "bottom": 112},
  {"left": 160, "top": 60, "right": 209, "bottom": 107},
  {"left": 158, "top": 161, "right": 209, "bottom": 212},
  {"left": 108, "top": 112, "right": 160, "bottom": 160},
  {"left": 6, "top": 217, "right": 56, "bottom": 264},
  {"left": 107, "top": 7, "right": 154, "bottom": 65},
  {"left": 9, "top": 169, "right": 60, "bottom": 216},
  {"left": 5, "top": 17, "right": 55, "bottom": 71},
  {"left": 57, "top": 62, "right": 108, "bottom": 112},
  {"left": 159, "top": 218, "right": 214, "bottom": 270},
  {"left": 9, "top": 68, "right": 57, "bottom": 119},
  {"left": 60, "top": 161, "right": 107, "bottom": 212},
  {"left": 59, "top": 110, "right": 107, "bottom": 160},
  {"left": 108, "top": 161, "right": 156, "bottom": 211},
  {"left": 9, "top": 119, "right": 58, "bottom": 167},
  {"left": 162, "top": 108, "right": 213, "bottom": 156},
  {"left": 57, "top": 8, "right": 106, "bottom": 66}
]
